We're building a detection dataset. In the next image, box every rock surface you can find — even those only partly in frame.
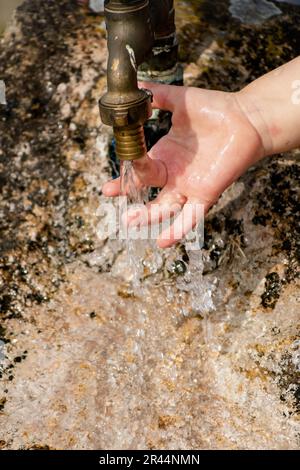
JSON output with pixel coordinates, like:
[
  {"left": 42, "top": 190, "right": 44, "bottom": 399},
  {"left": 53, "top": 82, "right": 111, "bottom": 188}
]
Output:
[{"left": 0, "top": 0, "right": 299, "bottom": 450}]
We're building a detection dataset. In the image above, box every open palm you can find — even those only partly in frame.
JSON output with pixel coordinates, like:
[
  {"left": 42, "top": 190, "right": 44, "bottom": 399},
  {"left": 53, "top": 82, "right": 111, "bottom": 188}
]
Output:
[{"left": 102, "top": 83, "right": 264, "bottom": 247}]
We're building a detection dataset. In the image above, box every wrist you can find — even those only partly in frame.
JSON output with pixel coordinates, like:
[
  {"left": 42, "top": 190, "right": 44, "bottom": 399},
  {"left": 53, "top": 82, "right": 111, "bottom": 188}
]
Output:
[{"left": 235, "top": 88, "right": 274, "bottom": 158}]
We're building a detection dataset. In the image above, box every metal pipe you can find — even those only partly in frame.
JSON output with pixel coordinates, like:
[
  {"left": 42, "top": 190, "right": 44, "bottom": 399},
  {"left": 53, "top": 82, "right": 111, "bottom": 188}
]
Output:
[
  {"left": 99, "top": 0, "right": 180, "bottom": 161},
  {"left": 139, "top": 0, "right": 182, "bottom": 84},
  {"left": 149, "top": 0, "right": 176, "bottom": 39},
  {"left": 99, "top": 0, "right": 154, "bottom": 161}
]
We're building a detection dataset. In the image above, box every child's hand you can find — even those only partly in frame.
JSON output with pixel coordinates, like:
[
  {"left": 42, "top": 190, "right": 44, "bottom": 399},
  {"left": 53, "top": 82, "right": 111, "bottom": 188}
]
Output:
[{"left": 102, "top": 83, "right": 264, "bottom": 247}]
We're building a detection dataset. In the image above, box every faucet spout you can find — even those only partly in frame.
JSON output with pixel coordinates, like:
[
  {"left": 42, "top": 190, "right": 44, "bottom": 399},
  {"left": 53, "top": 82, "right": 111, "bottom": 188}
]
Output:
[{"left": 99, "top": 0, "right": 154, "bottom": 161}]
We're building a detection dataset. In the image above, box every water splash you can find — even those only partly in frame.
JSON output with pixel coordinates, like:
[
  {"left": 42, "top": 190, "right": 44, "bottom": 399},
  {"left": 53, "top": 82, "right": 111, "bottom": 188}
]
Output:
[
  {"left": 120, "top": 160, "right": 150, "bottom": 289},
  {"left": 176, "top": 250, "right": 215, "bottom": 332},
  {"left": 119, "top": 160, "right": 215, "bottom": 326},
  {"left": 163, "top": 247, "right": 216, "bottom": 341},
  {"left": 229, "top": 0, "right": 281, "bottom": 25}
]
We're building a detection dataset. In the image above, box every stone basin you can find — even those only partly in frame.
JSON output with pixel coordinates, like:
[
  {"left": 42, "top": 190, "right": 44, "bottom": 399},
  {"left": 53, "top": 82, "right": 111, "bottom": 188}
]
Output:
[{"left": 0, "top": 0, "right": 299, "bottom": 450}]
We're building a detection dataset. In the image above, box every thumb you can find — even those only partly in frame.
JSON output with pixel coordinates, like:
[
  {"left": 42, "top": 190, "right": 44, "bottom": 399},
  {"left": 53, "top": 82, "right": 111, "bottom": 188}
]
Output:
[
  {"left": 133, "top": 153, "right": 167, "bottom": 188},
  {"left": 139, "top": 81, "right": 186, "bottom": 112}
]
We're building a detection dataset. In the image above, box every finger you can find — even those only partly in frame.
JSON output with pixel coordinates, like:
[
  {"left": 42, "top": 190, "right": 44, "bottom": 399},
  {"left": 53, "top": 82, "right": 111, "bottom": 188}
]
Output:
[
  {"left": 102, "top": 151, "right": 168, "bottom": 198},
  {"left": 133, "top": 154, "right": 167, "bottom": 188},
  {"left": 102, "top": 178, "right": 121, "bottom": 197},
  {"left": 139, "top": 81, "right": 185, "bottom": 112},
  {"left": 103, "top": 175, "right": 146, "bottom": 198},
  {"left": 157, "top": 198, "right": 206, "bottom": 249},
  {"left": 125, "top": 188, "right": 186, "bottom": 227}
]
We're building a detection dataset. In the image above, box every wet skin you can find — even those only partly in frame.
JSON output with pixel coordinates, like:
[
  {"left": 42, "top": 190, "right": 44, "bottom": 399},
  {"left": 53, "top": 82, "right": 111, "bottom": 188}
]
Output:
[
  {"left": 103, "top": 57, "right": 300, "bottom": 248},
  {"left": 103, "top": 85, "right": 263, "bottom": 248}
]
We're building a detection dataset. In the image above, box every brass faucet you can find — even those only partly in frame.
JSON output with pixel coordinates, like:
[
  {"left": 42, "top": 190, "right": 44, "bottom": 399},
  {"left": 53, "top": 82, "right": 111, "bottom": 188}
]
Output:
[{"left": 99, "top": 0, "right": 181, "bottom": 161}]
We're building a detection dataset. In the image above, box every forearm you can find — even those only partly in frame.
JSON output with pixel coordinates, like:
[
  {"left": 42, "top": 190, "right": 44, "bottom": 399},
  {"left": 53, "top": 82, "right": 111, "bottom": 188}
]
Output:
[{"left": 236, "top": 57, "right": 300, "bottom": 157}]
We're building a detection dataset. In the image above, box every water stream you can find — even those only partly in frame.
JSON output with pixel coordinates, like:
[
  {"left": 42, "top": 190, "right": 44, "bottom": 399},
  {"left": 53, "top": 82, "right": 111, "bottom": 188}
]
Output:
[
  {"left": 119, "top": 161, "right": 216, "bottom": 336},
  {"left": 120, "top": 161, "right": 150, "bottom": 290}
]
